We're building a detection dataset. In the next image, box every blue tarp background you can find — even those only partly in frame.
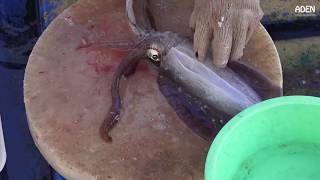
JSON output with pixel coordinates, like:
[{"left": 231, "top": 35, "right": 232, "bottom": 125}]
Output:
[{"left": 0, "top": 0, "right": 52, "bottom": 179}]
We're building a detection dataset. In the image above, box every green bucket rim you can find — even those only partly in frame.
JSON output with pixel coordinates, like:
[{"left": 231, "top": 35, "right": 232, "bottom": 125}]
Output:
[{"left": 204, "top": 95, "right": 320, "bottom": 180}]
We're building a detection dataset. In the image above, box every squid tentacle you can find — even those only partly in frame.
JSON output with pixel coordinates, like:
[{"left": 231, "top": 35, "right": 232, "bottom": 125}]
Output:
[{"left": 100, "top": 49, "right": 145, "bottom": 142}]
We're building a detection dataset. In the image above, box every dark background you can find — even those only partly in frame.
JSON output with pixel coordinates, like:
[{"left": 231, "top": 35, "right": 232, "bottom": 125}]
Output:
[{"left": 0, "top": 0, "right": 53, "bottom": 179}]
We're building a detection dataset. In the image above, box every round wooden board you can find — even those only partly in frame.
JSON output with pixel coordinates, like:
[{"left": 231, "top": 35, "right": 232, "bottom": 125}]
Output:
[{"left": 24, "top": 0, "right": 282, "bottom": 179}]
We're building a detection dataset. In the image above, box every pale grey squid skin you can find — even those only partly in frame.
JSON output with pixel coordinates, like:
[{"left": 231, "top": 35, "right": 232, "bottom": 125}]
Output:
[{"left": 93, "top": 0, "right": 283, "bottom": 142}]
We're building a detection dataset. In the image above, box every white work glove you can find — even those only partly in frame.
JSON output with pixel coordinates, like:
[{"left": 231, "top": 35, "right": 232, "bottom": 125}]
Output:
[{"left": 190, "top": 0, "right": 263, "bottom": 68}]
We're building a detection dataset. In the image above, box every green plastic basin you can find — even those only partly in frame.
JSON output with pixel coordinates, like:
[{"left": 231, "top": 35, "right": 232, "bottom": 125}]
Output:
[{"left": 205, "top": 96, "right": 320, "bottom": 180}]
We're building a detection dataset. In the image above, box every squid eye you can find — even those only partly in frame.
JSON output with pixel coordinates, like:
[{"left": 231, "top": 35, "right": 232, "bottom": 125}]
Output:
[
  {"left": 152, "top": 54, "right": 159, "bottom": 60},
  {"left": 146, "top": 48, "right": 161, "bottom": 62}
]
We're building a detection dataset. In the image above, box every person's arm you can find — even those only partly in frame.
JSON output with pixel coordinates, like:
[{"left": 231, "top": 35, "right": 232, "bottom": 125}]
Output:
[{"left": 190, "top": 0, "right": 263, "bottom": 68}]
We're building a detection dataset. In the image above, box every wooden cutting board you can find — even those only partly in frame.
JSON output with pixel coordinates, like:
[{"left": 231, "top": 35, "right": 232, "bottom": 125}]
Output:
[{"left": 24, "top": 0, "right": 282, "bottom": 179}]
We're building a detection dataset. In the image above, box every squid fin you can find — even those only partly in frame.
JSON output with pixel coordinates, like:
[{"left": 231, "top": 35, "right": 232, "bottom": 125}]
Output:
[
  {"left": 228, "top": 61, "right": 283, "bottom": 100},
  {"left": 157, "top": 75, "right": 223, "bottom": 141}
]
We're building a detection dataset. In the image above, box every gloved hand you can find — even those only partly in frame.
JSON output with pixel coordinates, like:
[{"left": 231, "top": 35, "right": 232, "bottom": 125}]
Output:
[{"left": 190, "top": 0, "right": 263, "bottom": 68}]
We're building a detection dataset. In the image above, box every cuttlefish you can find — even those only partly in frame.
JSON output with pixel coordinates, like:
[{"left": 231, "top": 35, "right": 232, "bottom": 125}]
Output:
[{"left": 83, "top": 0, "right": 282, "bottom": 142}]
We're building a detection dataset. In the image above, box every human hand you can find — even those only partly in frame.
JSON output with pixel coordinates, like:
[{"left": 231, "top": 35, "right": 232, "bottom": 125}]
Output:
[{"left": 190, "top": 0, "right": 263, "bottom": 68}]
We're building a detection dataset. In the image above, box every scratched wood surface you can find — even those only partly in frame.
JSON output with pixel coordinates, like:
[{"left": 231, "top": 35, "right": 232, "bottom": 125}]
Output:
[{"left": 24, "top": 0, "right": 282, "bottom": 179}]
